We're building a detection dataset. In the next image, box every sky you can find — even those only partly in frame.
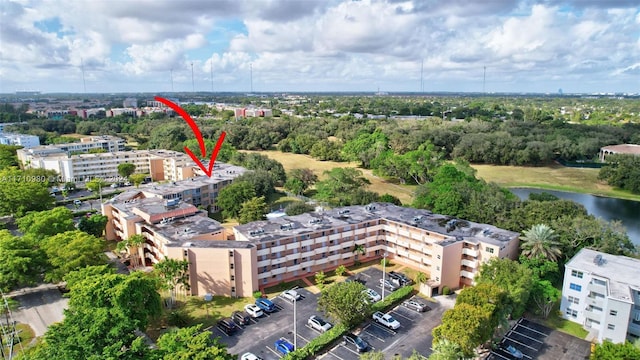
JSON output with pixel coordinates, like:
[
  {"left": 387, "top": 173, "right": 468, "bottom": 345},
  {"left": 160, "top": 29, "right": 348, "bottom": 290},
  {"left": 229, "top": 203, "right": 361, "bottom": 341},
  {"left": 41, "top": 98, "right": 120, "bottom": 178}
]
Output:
[{"left": 0, "top": 0, "right": 639, "bottom": 94}]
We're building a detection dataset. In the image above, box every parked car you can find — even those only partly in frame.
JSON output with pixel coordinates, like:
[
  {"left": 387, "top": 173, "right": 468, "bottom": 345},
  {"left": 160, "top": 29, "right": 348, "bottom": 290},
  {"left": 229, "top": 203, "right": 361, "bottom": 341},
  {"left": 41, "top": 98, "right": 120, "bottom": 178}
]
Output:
[
  {"left": 402, "top": 299, "right": 430, "bottom": 312},
  {"left": 244, "top": 304, "right": 263, "bottom": 318},
  {"left": 504, "top": 344, "right": 524, "bottom": 359},
  {"left": 274, "top": 338, "right": 295, "bottom": 355},
  {"left": 372, "top": 311, "right": 401, "bottom": 330},
  {"left": 232, "top": 310, "right": 250, "bottom": 326},
  {"left": 307, "top": 315, "right": 333, "bottom": 333},
  {"left": 73, "top": 199, "right": 82, "bottom": 205},
  {"left": 281, "top": 289, "right": 301, "bottom": 302},
  {"left": 379, "top": 278, "right": 398, "bottom": 291},
  {"left": 217, "top": 318, "right": 238, "bottom": 335},
  {"left": 240, "top": 353, "right": 262, "bottom": 360},
  {"left": 346, "top": 277, "right": 366, "bottom": 285},
  {"left": 389, "top": 271, "right": 413, "bottom": 286},
  {"left": 343, "top": 333, "right": 369, "bottom": 353},
  {"left": 363, "top": 288, "right": 381, "bottom": 303},
  {"left": 255, "top": 298, "right": 276, "bottom": 313}
]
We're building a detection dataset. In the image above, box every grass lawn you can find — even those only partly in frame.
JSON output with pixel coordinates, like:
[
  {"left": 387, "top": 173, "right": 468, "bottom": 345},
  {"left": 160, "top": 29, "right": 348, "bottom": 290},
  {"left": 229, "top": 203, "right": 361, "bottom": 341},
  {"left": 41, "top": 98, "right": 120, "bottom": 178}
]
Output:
[
  {"left": 472, "top": 163, "right": 640, "bottom": 201},
  {"left": 1, "top": 323, "right": 35, "bottom": 356},
  {"left": 539, "top": 314, "right": 589, "bottom": 339},
  {"left": 241, "top": 150, "right": 416, "bottom": 204}
]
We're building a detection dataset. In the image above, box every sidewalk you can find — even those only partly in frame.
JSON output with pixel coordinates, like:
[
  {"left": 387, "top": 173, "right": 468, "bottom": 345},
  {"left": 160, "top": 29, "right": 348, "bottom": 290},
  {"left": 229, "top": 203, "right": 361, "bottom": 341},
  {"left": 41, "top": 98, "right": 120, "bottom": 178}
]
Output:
[{"left": 300, "top": 276, "right": 321, "bottom": 294}]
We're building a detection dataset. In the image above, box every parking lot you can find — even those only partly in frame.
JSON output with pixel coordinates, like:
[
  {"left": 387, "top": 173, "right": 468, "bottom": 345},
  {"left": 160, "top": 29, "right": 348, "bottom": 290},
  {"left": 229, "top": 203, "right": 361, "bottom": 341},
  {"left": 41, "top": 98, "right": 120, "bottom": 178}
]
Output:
[
  {"left": 488, "top": 318, "right": 590, "bottom": 360},
  {"left": 223, "top": 266, "right": 455, "bottom": 359}
]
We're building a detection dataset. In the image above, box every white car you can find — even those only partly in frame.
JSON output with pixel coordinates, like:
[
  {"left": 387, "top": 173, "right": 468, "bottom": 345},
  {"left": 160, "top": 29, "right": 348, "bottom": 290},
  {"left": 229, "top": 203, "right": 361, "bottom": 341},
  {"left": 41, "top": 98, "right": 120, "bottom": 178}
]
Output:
[
  {"left": 372, "top": 311, "right": 401, "bottom": 330},
  {"left": 240, "top": 353, "right": 263, "bottom": 360},
  {"left": 281, "top": 289, "right": 301, "bottom": 302},
  {"left": 363, "top": 288, "right": 381, "bottom": 303},
  {"left": 307, "top": 315, "right": 333, "bottom": 333},
  {"left": 244, "top": 304, "right": 263, "bottom": 318}
]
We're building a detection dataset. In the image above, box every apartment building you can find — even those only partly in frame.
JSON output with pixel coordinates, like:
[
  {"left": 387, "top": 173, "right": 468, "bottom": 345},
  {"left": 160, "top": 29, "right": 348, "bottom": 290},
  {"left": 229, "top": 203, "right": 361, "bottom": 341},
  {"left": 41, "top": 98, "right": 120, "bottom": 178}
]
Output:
[
  {"left": 17, "top": 135, "right": 125, "bottom": 160},
  {"left": 560, "top": 248, "right": 640, "bottom": 343},
  {"left": 234, "top": 203, "right": 520, "bottom": 295},
  {"left": 0, "top": 133, "right": 40, "bottom": 148}
]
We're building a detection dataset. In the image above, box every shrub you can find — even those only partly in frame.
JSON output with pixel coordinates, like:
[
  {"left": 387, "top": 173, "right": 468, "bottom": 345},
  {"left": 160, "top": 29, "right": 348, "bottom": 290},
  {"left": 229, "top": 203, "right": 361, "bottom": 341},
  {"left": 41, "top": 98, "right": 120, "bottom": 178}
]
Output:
[
  {"left": 442, "top": 286, "right": 451, "bottom": 295},
  {"left": 282, "top": 323, "right": 348, "bottom": 360},
  {"left": 335, "top": 265, "right": 347, "bottom": 277},
  {"left": 371, "top": 286, "right": 414, "bottom": 313},
  {"left": 253, "top": 291, "right": 263, "bottom": 299},
  {"left": 167, "top": 309, "right": 192, "bottom": 327},
  {"left": 380, "top": 258, "right": 390, "bottom": 267}
]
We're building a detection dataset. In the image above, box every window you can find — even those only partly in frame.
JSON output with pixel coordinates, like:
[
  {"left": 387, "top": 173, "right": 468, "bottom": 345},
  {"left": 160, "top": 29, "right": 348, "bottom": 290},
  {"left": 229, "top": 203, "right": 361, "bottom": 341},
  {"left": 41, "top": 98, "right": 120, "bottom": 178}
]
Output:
[
  {"left": 571, "top": 270, "right": 583, "bottom": 278},
  {"left": 437, "top": 255, "right": 441, "bottom": 259},
  {"left": 610, "top": 310, "right": 617, "bottom": 316},
  {"left": 568, "top": 296, "right": 579, "bottom": 305},
  {"left": 293, "top": 259, "right": 298, "bottom": 265},
  {"left": 263, "top": 266, "right": 267, "bottom": 272},
  {"left": 231, "top": 287, "right": 236, "bottom": 292},
  {"left": 607, "top": 324, "right": 615, "bottom": 330},
  {"left": 230, "top": 275, "right": 235, "bottom": 281},
  {"left": 569, "top": 283, "right": 582, "bottom": 292},
  {"left": 229, "top": 251, "right": 234, "bottom": 257},
  {"left": 486, "top": 247, "right": 494, "bottom": 254},
  {"left": 230, "top": 263, "right": 234, "bottom": 269},
  {"left": 565, "top": 308, "right": 578, "bottom": 318}
]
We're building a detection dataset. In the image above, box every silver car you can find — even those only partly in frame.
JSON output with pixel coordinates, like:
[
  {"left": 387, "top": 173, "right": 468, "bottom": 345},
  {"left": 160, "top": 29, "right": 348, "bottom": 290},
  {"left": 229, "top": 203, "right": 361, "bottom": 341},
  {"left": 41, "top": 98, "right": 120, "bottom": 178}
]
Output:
[{"left": 402, "top": 299, "right": 430, "bottom": 312}]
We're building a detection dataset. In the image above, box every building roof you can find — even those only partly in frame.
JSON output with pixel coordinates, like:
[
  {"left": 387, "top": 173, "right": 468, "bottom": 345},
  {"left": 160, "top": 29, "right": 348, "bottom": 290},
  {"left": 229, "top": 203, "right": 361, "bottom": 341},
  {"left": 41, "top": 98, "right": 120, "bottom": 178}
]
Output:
[
  {"left": 141, "top": 163, "right": 247, "bottom": 196},
  {"left": 146, "top": 212, "right": 225, "bottom": 244},
  {"left": 566, "top": 248, "right": 640, "bottom": 302},
  {"left": 600, "top": 144, "right": 640, "bottom": 155},
  {"left": 235, "top": 202, "right": 519, "bottom": 246}
]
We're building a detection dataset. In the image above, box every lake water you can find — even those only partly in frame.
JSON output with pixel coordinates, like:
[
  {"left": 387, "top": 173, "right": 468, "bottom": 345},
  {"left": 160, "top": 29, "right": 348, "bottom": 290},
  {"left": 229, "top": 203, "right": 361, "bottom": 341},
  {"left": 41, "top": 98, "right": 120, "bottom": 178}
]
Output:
[{"left": 509, "top": 188, "right": 640, "bottom": 245}]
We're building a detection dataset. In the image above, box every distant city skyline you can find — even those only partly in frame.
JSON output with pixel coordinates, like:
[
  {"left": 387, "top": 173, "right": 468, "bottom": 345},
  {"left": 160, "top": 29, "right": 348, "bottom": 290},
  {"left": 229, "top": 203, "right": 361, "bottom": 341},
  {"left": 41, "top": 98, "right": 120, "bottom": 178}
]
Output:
[{"left": 1, "top": 0, "right": 639, "bottom": 94}]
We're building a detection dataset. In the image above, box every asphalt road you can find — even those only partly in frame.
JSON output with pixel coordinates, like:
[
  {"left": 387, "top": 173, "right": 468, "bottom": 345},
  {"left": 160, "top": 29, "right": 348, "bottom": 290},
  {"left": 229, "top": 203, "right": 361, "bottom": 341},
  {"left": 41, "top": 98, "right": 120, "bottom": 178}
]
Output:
[{"left": 9, "top": 286, "right": 69, "bottom": 337}]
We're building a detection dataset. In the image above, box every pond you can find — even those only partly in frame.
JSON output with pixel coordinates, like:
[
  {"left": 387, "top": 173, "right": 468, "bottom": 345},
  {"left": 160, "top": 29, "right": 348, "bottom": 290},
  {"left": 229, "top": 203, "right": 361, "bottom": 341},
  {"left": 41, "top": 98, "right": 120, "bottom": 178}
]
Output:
[{"left": 509, "top": 188, "right": 640, "bottom": 245}]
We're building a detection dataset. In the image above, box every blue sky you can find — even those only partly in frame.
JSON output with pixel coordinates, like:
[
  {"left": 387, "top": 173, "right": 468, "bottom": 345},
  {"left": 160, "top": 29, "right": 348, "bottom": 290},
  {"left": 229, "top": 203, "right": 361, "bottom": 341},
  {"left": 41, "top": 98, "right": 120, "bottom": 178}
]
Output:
[{"left": 1, "top": 0, "right": 638, "bottom": 94}]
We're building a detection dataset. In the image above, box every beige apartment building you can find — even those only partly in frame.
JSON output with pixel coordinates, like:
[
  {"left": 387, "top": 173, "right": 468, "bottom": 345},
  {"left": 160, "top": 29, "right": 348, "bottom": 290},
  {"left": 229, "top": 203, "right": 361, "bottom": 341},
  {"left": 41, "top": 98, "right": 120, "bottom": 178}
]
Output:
[{"left": 104, "top": 192, "right": 519, "bottom": 298}]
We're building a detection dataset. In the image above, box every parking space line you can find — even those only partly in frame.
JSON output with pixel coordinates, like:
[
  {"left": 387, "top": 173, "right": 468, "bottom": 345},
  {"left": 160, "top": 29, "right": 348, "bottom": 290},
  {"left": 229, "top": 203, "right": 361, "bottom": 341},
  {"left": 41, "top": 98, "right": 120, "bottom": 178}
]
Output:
[
  {"left": 505, "top": 337, "right": 537, "bottom": 351},
  {"left": 327, "top": 350, "right": 345, "bottom": 360},
  {"left": 509, "top": 328, "right": 544, "bottom": 344},
  {"left": 265, "top": 346, "right": 282, "bottom": 358},
  {"left": 390, "top": 309, "right": 414, "bottom": 322},
  {"left": 360, "top": 272, "right": 371, "bottom": 278},
  {"left": 297, "top": 334, "right": 311, "bottom": 344},
  {"left": 340, "top": 344, "right": 362, "bottom": 356},
  {"left": 490, "top": 351, "right": 511, "bottom": 360},
  {"left": 370, "top": 322, "right": 397, "bottom": 336},
  {"left": 515, "top": 322, "right": 549, "bottom": 337}
]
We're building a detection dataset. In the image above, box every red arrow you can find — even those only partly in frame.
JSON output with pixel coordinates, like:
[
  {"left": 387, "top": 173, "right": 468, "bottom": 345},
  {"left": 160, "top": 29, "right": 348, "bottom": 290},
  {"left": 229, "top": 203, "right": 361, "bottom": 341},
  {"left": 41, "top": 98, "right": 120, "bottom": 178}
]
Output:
[{"left": 154, "top": 96, "right": 226, "bottom": 178}]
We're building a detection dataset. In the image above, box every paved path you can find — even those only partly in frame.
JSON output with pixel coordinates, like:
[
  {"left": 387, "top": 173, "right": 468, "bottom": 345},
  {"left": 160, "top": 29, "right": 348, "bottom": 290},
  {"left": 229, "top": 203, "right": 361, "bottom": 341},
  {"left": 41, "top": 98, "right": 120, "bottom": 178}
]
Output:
[
  {"left": 9, "top": 287, "right": 68, "bottom": 337},
  {"left": 300, "top": 276, "right": 321, "bottom": 294}
]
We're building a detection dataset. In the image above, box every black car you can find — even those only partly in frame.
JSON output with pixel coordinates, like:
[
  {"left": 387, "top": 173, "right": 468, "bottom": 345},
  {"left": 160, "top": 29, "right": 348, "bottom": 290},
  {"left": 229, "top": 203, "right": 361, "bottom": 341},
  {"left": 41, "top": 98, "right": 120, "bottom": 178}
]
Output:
[
  {"left": 389, "top": 271, "right": 413, "bottom": 286},
  {"left": 217, "top": 318, "right": 238, "bottom": 335},
  {"left": 232, "top": 311, "right": 251, "bottom": 326},
  {"left": 343, "top": 333, "right": 369, "bottom": 353}
]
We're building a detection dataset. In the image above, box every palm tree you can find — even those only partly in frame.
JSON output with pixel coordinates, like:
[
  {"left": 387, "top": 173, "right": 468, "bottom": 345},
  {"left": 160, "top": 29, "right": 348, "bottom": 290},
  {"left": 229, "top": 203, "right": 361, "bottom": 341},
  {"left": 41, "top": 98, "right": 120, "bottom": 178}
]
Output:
[
  {"left": 116, "top": 234, "right": 146, "bottom": 268},
  {"left": 415, "top": 271, "right": 429, "bottom": 284},
  {"left": 154, "top": 258, "right": 190, "bottom": 308},
  {"left": 520, "top": 224, "right": 562, "bottom": 262},
  {"left": 352, "top": 244, "right": 365, "bottom": 260}
]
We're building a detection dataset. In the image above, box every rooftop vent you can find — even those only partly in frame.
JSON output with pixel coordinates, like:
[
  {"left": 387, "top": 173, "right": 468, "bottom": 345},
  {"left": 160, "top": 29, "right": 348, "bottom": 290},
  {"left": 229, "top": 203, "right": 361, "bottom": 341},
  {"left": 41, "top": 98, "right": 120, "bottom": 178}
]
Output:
[
  {"left": 280, "top": 223, "right": 294, "bottom": 231},
  {"left": 482, "top": 228, "right": 492, "bottom": 236},
  {"left": 249, "top": 229, "right": 265, "bottom": 237},
  {"left": 445, "top": 219, "right": 458, "bottom": 232},
  {"left": 412, "top": 216, "right": 423, "bottom": 223},
  {"left": 309, "top": 218, "right": 322, "bottom": 225},
  {"left": 165, "top": 198, "right": 180, "bottom": 208},
  {"left": 594, "top": 254, "right": 605, "bottom": 266},
  {"left": 365, "top": 204, "right": 377, "bottom": 211},
  {"left": 338, "top": 209, "right": 350, "bottom": 215}
]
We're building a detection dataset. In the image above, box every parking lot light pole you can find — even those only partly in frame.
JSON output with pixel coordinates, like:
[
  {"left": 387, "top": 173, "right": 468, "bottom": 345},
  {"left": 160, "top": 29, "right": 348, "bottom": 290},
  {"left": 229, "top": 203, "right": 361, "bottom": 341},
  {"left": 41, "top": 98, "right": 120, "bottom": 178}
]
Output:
[
  {"left": 382, "top": 252, "right": 388, "bottom": 301},
  {"left": 293, "top": 298, "right": 297, "bottom": 350}
]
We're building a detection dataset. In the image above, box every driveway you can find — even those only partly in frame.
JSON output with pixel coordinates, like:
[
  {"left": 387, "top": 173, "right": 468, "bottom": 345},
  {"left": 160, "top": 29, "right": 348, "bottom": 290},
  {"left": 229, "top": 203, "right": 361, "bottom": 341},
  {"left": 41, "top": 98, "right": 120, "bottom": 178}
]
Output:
[{"left": 8, "top": 286, "right": 69, "bottom": 337}]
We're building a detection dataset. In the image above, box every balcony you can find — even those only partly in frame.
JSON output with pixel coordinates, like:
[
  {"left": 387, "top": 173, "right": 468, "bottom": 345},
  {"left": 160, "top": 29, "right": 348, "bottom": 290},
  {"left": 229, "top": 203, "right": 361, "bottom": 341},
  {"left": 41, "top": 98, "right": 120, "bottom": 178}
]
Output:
[
  {"left": 587, "top": 282, "right": 607, "bottom": 295},
  {"left": 460, "top": 270, "right": 475, "bottom": 279},
  {"left": 462, "top": 248, "right": 478, "bottom": 257},
  {"left": 584, "top": 308, "right": 602, "bottom": 322},
  {"left": 586, "top": 296, "right": 604, "bottom": 308},
  {"left": 461, "top": 259, "right": 477, "bottom": 268},
  {"left": 329, "top": 233, "right": 341, "bottom": 241}
]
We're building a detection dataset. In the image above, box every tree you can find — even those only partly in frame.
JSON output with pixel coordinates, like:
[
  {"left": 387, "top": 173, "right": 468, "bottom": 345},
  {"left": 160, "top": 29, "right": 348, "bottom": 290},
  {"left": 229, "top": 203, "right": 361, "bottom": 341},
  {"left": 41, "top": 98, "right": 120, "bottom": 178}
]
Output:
[
  {"left": 590, "top": 340, "right": 640, "bottom": 360},
  {"left": 154, "top": 324, "right": 236, "bottom": 360},
  {"left": 315, "top": 270, "right": 327, "bottom": 289},
  {"left": 130, "top": 173, "right": 148, "bottom": 188},
  {"left": 518, "top": 255, "right": 560, "bottom": 285},
  {"left": 456, "top": 283, "right": 509, "bottom": 334},
  {"left": 0, "top": 230, "right": 46, "bottom": 291},
  {"left": 520, "top": 224, "right": 562, "bottom": 262},
  {"left": 285, "top": 202, "right": 316, "bottom": 216},
  {"left": 342, "top": 129, "right": 389, "bottom": 168},
  {"left": 359, "top": 351, "right": 385, "bottom": 360},
  {"left": 599, "top": 154, "right": 640, "bottom": 194},
  {"left": 317, "top": 281, "right": 369, "bottom": 327},
  {"left": 63, "top": 264, "right": 115, "bottom": 290},
  {"left": 0, "top": 144, "right": 21, "bottom": 169},
  {"left": 288, "top": 168, "right": 318, "bottom": 194},
  {"left": 428, "top": 339, "right": 465, "bottom": 360},
  {"left": 529, "top": 279, "right": 561, "bottom": 318},
  {"left": 284, "top": 177, "right": 305, "bottom": 195},
  {"left": 116, "top": 234, "right": 146, "bottom": 268},
  {"left": 379, "top": 193, "right": 402, "bottom": 205},
  {"left": 216, "top": 181, "right": 256, "bottom": 219},
  {"left": 239, "top": 196, "right": 268, "bottom": 224},
  {"left": 77, "top": 214, "right": 108, "bottom": 237},
  {"left": 315, "top": 167, "right": 371, "bottom": 206},
  {"left": 86, "top": 177, "right": 107, "bottom": 193},
  {"left": 41, "top": 230, "right": 106, "bottom": 282},
  {"left": 154, "top": 258, "right": 191, "bottom": 309},
  {"left": 432, "top": 303, "right": 494, "bottom": 358},
  {"left": 0, "top": 168, "right": 54, "bottom": 216},
  {"left": 236, "top": 170, "right": 276, "bottom": 198},
  {"left": 474, "top": 258, "right": 534, "bottom": 318},
  {"left": 117, "top": 163, "right": 136, "bottom": 179},
  {"left": 17, "top": 207, "right": 75, "bottom": 240}
]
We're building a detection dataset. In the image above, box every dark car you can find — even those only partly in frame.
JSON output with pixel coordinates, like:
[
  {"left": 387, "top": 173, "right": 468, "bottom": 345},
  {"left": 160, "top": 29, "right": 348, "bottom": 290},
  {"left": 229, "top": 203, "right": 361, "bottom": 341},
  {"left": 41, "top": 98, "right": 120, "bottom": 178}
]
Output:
[
  {"left": 255, "top": 298, "right": 276, "bottom": 313},
  {"left": 343, "top": 333, "right": 369, "bottom": 353},
  {"left": 346, "top": 277, "right": 366, "bottom": 285},
  {"left": 217, "top": 318, "right": 238, "bottom": 335},
  {"left": 232, "top": 310, "right": 250, "bottom": 326},
  {"left": 274, "top": 338, "right": 294, "bottom": 355},
  {"left": 389, "top": 271, "right": 413, "bottom": 286}
]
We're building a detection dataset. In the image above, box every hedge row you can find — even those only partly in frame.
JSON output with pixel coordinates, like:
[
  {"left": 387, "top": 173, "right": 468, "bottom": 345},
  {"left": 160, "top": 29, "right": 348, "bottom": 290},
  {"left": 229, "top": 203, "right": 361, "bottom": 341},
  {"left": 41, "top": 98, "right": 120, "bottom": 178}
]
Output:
[
  {"left": 282, "top": 285, "right": 415, "bottom": 360},
  {"left": 282, "top": 323, "right": 348, "bottom": 360}
]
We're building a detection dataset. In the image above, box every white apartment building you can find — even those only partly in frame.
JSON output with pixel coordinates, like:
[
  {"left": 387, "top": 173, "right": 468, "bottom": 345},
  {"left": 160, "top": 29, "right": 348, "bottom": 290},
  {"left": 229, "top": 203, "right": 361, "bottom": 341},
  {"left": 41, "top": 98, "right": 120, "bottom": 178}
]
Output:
[
  {"left": 561, "top": 248, "right": 640, "bottom": 343},
  {"left": 0, "top": 133, "right": 40, "bottom": 148},
  {"left": 19, "top": 148, "right": 208, "bottom": 183}
]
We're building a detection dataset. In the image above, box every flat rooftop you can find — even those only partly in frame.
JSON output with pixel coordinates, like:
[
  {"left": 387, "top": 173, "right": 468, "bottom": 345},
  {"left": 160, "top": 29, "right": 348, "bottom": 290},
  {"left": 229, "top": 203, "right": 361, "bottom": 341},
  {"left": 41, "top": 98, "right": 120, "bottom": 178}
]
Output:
[
  {"left": 566, "top": 248, "right": 640, "bottom": 302},
  {"left": 601, "top": 144, "right": 640, "bottom": 155},
  {"left": 142, "top": 163, "right": 247, "bottom": 196},
  {"left": 235, "top": 202, "right": 519, "bottom": 246},
  {"left": 146, "top": 212, "right": 225, "bottom": 244}
]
